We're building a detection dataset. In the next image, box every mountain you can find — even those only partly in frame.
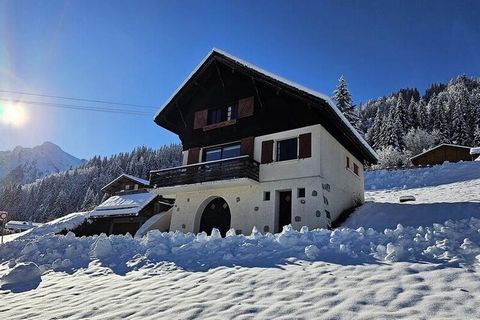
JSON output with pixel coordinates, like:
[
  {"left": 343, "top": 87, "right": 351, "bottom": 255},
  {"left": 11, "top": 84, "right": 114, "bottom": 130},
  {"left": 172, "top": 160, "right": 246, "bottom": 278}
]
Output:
[{"left": 0, "top": 142, "right": 84, "bottom": 185}]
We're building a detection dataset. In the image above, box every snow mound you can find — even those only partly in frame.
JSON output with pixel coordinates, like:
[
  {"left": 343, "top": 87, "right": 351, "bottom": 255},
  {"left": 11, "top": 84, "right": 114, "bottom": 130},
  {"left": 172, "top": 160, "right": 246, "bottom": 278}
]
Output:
[
  {"left": 0, "top": 262, "right": 42, "bottom": 288},
  {"left": 365, "top": 161, "right": 480, "bottom": 190},
  {"left": 2, "top": 218, "right": 480, "bottom": 274}
]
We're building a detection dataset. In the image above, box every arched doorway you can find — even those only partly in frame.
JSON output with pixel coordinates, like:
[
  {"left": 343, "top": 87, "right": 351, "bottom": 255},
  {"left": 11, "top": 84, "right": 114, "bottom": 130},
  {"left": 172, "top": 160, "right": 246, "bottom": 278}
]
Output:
[{"left": 199, "top": 197, "right": 231, "bottom": 237}]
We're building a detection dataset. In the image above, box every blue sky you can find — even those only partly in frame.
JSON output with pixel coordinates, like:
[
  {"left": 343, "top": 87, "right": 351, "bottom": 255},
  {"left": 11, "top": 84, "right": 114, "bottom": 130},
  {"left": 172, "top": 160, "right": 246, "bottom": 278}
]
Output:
[{"left": 1, "top": 0, "right": 479, "bottom": 159}]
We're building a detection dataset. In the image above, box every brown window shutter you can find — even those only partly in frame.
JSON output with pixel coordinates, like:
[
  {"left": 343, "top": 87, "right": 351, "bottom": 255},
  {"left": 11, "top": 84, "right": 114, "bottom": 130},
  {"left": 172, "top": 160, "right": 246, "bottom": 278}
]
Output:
[
  {"left": 238, "top": 96, "right": 254, "bottom": 119},
  {"left": 240, "top": 136, "right": 255, "bottom": 157},
  {"left": 187, "top": 147, "right": 200, "bottom": 164},
  {"left": 261, "top": 140, "right": 274, "bottom": 164},
  {"left": 193, "top": 110, "right": 208, "bottom": 129},
  {"left": 298, "top": 133, "right": 312, "bottom": 159}
]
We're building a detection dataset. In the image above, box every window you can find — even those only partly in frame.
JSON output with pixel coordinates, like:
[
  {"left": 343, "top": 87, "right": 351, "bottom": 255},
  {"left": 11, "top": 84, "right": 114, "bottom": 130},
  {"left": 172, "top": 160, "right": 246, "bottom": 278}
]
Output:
[
  {"left": 353, "top": 163, "right": 359, "bottom": 175},
  {"left": 276, "top": 138, "right": 298, "bottom": 161},
  {"left": 203, "top": 143, "right": 241, "bottom": 162},
  {"left": 125, "top": 184, "right": 131, "bottom": 190},
  {"left": 346, "top": 156, "right": 350, "bottom": 169},
  {"left": 297, "top": 188, "right": 305, "bottom": 198},
  {"left": 207, "top": 104, "right": 238, "bottom": 125},
  {"left": 263, "top": 191, "right": 271, "bottom": 201},
  {"left": 227, "top": 105, "right": 238, "bottom": 121},
  {"left": 208, "top": 108, "right": 223, "bottom": 125}
]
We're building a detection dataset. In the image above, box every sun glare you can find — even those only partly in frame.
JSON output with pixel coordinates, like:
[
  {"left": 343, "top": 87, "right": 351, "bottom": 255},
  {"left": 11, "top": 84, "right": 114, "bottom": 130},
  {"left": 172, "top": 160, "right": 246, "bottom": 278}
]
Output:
[{"left": 0, "top": 102, "right": 27, "bottom": 127}]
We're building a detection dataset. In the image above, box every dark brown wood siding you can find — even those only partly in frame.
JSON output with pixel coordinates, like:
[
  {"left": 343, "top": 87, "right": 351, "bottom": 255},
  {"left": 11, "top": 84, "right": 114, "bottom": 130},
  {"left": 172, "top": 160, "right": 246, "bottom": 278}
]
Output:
[
  {"left": 240, "top": 136, "right": 255, "bottom": 157},
  {"left": 411, "top": 145, "right": 472, "bottom": 166},
  {"left": 238, "top": 96, "right": 254, "bottom": 118},
  {"left": 187, "top": 147, "right": 200, "bottom": 164},
  {"left": 261, "top": 140, "right": 274, "bottom": 164},
  {"left": 193, "top": 109, "right": 208, "bottom": 129},
  {"left": 298, "top": 133, "right": 312, "bottom": 159},
  {"left": 155, "top": 58, "right": 375, "bottom": 163}
]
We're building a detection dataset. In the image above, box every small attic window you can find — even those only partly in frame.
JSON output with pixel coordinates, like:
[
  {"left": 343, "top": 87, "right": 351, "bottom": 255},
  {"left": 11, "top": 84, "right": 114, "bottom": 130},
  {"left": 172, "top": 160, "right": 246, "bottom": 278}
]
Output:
[{"left": 125, "top": 184, "right": 131, "bottom": 190}]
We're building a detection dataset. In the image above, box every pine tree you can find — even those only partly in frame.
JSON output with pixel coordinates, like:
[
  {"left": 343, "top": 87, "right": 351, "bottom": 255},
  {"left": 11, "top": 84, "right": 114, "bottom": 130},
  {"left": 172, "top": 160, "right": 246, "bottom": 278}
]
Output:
[
  {"left": 474, "top": 126, "right": 480, "bottom": 146},
  {"left": 406, "top": 97, "right": 418, "bottom": 128},
  {"left": 333, "top": 75, "right": 358, "bottom": 128},
  {"left": 451, "top": 103, "right": 468, "bottom": 145}
]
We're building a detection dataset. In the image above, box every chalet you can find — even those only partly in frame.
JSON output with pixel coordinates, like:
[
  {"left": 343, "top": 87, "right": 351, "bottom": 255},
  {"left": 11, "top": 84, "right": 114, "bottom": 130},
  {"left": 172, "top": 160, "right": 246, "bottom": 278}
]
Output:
[
  {"left": 5, "top": 220, "right": 43, "bottom": 233},
  {"left": 410, "top": 144, "right": 473, "bottom": 166},
  {"left": 148, "top": 49, "right": 378, "bottom": 236},
  {"left": 72, "top": 174, "right": 173, "bottom": 236}
]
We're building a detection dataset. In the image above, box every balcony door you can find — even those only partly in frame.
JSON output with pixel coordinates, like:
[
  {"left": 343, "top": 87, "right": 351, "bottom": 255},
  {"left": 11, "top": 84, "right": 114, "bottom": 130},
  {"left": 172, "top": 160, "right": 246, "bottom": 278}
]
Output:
[{"left": 203, "top": 143, "right": 241, "bottom": 162}]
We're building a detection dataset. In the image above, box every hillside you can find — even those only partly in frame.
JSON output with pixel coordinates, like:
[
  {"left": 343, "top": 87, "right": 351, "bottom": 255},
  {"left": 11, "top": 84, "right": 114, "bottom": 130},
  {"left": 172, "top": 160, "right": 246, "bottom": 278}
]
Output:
[
  {"left": 0, "top": 144, "right": 182, "bottom": 222},
  {"left": 355, "top": 75, "right": 480, "bottom": 166},
  {"left": 0, "top": 142, "right": 83, "bottom": 185},
  {"left": 1, "top": 161, "right": 479, "bottom": 319}
]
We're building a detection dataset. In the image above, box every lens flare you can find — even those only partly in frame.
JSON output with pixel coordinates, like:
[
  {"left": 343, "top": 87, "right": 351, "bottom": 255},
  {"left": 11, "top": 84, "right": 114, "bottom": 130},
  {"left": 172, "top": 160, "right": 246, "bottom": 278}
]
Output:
[{"left": 0, "top": 102, "right": 27, "bottom": 127}]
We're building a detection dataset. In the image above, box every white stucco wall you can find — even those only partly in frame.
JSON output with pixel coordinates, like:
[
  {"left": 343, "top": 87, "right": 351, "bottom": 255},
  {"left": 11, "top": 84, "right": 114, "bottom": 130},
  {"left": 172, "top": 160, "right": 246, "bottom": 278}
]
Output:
[
  {"left": 317, "top": 125, "right": 365, "bottom": 222},
  {"left": 155, "top": 123, "right": 366, "bottom": 234}
]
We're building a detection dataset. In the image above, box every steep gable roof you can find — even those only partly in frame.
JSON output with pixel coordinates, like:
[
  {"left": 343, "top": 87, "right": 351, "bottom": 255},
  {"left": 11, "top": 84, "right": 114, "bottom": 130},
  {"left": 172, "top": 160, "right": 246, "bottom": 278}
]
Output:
[{"left": 154, "top": 49, "right": 378, "bottom": 163}]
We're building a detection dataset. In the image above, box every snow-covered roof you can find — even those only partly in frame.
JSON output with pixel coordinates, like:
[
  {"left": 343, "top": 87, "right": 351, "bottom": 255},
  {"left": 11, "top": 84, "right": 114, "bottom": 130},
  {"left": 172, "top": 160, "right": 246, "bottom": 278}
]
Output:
[
  {"left": 101, "top": 173, "right": 150, "bottom": 193},
  {"left": 89, "top": 191, "right": 157, "bottom": 218},
  {"left": 410, "top": 144, "right": 473, "bottom": 160},
  {"left": 154, "top": 48, "right": 378, "bottom": 163},
  {"left": 470, "top": 147, "right": 480, "bottom": 155},
  {"left": 5, "top": 220, "right": 43, "bottom": 230}
]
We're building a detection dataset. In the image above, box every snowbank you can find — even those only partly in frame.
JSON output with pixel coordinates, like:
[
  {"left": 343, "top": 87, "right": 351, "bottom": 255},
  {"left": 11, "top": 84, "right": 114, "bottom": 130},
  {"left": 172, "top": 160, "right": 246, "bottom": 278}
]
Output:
[
  {"left": 365, "top": 161, "right": 480, "bottom": 190},
  {"left": 2, "top": 217, "right": 480, "bottom": 275}
]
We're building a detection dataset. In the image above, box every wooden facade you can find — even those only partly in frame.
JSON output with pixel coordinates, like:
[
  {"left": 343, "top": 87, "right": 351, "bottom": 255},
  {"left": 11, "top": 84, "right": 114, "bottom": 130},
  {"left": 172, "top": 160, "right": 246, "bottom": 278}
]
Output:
[
  {"left": 101, "top": 174, "right": 150, "bottom": 195},
  {"left": 154, "top": 50, "right": 377, "bottom": 165},
  {"left": 410, "top": 144, "right": 473, "bottom": 166}
]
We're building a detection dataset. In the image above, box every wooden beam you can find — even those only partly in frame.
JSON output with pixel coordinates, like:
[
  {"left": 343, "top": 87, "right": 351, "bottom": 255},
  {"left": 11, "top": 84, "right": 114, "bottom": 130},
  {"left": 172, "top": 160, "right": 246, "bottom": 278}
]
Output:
[
  {"left": 175, "top": 101, "right": 187, "bottom": 128},
  {"left": 251, "top": 78, "right": 264, "bottom": 109},
  {"left": 214, "top": 61, "right": 225, "bottom": 88}
]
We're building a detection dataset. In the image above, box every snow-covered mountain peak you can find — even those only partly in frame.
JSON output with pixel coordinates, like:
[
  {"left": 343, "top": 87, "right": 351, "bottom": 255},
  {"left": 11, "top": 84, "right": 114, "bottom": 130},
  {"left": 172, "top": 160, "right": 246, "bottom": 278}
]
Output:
[{"left": 0, "top": 142, "right": 83, "bottom": 184}]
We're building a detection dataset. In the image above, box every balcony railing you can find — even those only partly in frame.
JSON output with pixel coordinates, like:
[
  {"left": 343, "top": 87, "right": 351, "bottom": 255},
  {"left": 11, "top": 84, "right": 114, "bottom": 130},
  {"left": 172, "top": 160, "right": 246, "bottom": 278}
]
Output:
[{"left": 150, "top": 155, "right": 260, "bottom": 188}]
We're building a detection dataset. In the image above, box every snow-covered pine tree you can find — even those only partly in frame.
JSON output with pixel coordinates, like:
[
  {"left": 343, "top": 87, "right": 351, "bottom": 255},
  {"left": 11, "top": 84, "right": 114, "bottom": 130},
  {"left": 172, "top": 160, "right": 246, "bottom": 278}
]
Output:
[
  {"left": 474, "top": 125, "right": 480, "bottom": 146},
  {"left": 406, "top": 97, "right": 418, "bottom": 129},
  {"left": 333, "top": 75, "right": 359, "bottom": 129},
  {"left": 450, "top": 102, "right": 469, "bottom": 145},
  {"left": 393, "top": 93, "right": 407, "bottom": 136}
]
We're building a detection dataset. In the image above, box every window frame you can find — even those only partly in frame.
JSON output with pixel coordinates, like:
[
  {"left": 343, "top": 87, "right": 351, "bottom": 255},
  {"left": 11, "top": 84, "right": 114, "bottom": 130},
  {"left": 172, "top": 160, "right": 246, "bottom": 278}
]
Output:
[
  {"left": 276, "top": 137, "right": 298, "bottom": 162},
  {"left": 297, "top": 188, "right": 306, "bottom": 198},
  {"left": 207, "top": 103, "right": 239, "bottom": 125},
  {"left": 202, "top": 142, "right": 241, "bottom": 162}
]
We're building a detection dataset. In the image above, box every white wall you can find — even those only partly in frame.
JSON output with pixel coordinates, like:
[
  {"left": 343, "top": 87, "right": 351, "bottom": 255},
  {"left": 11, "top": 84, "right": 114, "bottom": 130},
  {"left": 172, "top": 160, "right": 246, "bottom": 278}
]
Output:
[
  {"left": 317, "top": 125, "right": 365, "bottom": 222},
  {"left": 254, "top": 125, "right": 322, "bottom": 181},
  {"left": 160, "top": 123, "right": 366, "bottom": 234}
]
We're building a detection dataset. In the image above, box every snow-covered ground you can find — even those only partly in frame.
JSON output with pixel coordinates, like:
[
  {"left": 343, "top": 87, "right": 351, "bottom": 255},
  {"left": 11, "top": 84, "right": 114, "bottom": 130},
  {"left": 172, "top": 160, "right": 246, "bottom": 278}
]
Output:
[{"left": 1, "top": 161, "right": 480, "bottom": 319}]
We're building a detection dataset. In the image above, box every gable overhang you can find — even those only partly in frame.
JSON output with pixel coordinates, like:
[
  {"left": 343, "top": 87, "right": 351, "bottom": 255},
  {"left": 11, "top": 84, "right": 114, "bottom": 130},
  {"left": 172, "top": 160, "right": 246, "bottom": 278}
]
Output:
[{"left": 154, "top": 49, "right": 379, "bottom": 164}]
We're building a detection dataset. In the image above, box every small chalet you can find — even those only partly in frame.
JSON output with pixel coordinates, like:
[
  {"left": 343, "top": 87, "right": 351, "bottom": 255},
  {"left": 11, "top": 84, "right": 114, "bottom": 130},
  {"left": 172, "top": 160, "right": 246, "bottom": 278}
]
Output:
[
  {"left": 410, "top": 144, "right": 473, "bottom": 166},
  {"left": 5, "top": 220, "right": 43, "bottom": 233},
  {"left": 147, "top": 49, "right": 378, "bottom": 236},
  {"left": 73, "top": 174, "right": 173, "bottom": 236}
]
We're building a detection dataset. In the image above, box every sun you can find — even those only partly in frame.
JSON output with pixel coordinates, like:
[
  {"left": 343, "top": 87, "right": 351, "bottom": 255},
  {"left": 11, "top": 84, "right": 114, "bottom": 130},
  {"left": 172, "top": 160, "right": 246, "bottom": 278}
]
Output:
[{"left": 0, "top": 102, "right": 27, "bottom": 127}]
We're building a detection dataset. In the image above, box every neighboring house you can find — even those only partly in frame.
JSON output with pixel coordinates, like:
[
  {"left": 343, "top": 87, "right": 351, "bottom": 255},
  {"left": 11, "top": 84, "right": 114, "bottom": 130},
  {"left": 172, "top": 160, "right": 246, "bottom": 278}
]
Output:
[
  {"left": 471, "top": 147, "right": 480, "bottom": 161},
  {"left": 73, "top": 174, "right": 173, "bottom": 236},
  {"left": 148, "top": 49, "right": 378, "bottom": 236},
  {"left": 410, "top": 144, "right": 473, "bottom": 166},
  {"left": 5, "top": 220, "right": 43, "bottom": 233},
  {"left": 101, "top": 173, "right": 150, "bottom": 196}
]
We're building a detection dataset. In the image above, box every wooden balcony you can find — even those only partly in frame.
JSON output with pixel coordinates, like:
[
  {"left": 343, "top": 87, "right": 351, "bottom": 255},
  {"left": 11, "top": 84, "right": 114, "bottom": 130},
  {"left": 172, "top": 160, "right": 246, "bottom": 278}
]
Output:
[{"left": 150, "top": 155, "right": 259, "bottom": 188}]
